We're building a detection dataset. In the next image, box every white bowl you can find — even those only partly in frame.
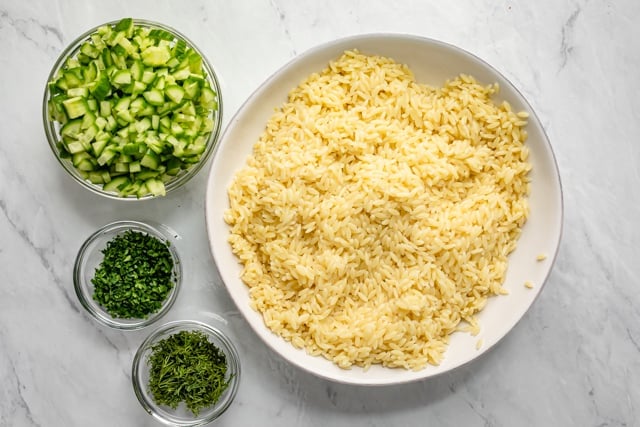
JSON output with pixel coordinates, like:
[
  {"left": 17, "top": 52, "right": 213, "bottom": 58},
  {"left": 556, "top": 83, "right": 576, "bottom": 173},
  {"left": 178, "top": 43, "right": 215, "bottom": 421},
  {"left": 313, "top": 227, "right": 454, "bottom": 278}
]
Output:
[{"left": 204, "top": 34, "right": 562, "bottom": 385}]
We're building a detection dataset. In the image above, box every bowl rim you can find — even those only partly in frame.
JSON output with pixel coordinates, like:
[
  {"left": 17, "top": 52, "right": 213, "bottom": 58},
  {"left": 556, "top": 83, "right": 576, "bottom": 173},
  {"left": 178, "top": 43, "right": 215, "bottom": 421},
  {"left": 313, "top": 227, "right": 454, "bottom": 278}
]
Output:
[
  {"left": 42, "top": 18, "right": 224, "bottom": 201},
  {"left": 73, "top": 219, "right": 182, "bottom": 330},
  {"left": 204, "top": 32, "right": 564, "bottom": 385},
  {"left": 131, "top": 319, "right": 241, "bottom": 426}
]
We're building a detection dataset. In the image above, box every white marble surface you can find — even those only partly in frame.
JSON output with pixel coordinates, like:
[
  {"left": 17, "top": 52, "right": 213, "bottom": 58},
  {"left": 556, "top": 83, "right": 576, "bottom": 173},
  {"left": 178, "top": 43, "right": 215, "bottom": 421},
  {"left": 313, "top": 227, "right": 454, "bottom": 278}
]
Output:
[{"left": 0, "top": 0, "right": 638, "bottom": 426}]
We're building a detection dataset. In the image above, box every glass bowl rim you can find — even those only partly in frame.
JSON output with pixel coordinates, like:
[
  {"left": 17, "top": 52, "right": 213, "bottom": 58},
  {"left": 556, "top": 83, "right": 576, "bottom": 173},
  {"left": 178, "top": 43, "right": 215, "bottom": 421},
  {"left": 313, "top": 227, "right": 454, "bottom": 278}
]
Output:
[
  {"left": 42, "top": 18, "right": 224, "bottom": 201},
  {"left": 73, "top": 219, "right": 182, "bottom": 330},
  {"left": 131, "top": 319, "right": 241, "bottom": 426}
]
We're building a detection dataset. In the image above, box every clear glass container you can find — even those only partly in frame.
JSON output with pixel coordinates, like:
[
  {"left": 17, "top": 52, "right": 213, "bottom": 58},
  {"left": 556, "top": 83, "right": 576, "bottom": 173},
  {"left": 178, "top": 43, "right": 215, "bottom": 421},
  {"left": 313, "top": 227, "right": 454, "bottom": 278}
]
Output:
[
  {"left": 132, "top": 320, "right": 241, "bottom": 426},
  {"left": 42, "top": 19, "right": 223, "bottom": 200},
  {"left": 73, "top": 220, "right": 182, "bottom": 329}
]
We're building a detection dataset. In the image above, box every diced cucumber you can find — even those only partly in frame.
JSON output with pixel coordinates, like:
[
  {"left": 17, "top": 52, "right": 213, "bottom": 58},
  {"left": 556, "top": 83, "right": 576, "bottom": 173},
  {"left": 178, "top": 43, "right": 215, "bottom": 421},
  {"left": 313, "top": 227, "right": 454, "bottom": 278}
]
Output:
[
  {"left": 66, "top": 141, "right": 85, "bottom": 154},
  {"left": 199, "top": 87, "right": 217, "bottom": 110},
  {"left": 81, "top": 111, "right": 96, "bottom": 129},
  {"left": 114, "top": 17, "right": 134, "bottom": 35},
  {"left": 143, "top": 89, "right": 164, "bottom": 106},
  {"left": 47, "top": 17, "right": 219, "bottom": 197},
  {"left": 86, "top": 99, "right": 98, "bottom": 112},
  {"left": 141, "top": 45, "right": 171, "bottom": 66},
  {"left": 91, "top": 138, "right": 110, "bottom": 156},
  {"left": 118, "top": 180, "right": 142, "bottom": 197},
  {"left": 111, "top": 69, "right": 132, "bottom": 86},
  {"left": 122, "top": 142, "right": 143, "bottom": 156},
  {"left": 102, "top": 176, "right": 129, "bottom": 193},
  {"left": 114, "top": 97, "right": 131, "bottom": 111},
  {"left": 80, "top": 42, "right": 100, "bottom": 59},
  {"left": 97, "top": 148, "right": 117, "bottom": 166},
  {"left": 140, "top": 149, "right": 160, "bottom": 169},
  {"left": 170, "top": 121, "right": 184, "bottom": 136},
  {"left": 134, "top": 117, "right": 152, "bottom": 133},
  {"left": 95, "top": 116, "right": 108, "bottom": 130},
  {"left": 61, "top": 119, "right": 83, "bottom": 139},
  {"left": 153, "top": 75, "right": 166, "bottom": 90},
  {"left": 165, "top": 157, "right": 183, "bottom": 176},
  {"left": 81, "top": 124, "right": 99, "bottom": 143},
  {"left": 85, "top": 61, "right": 99, "bottom": 81},
  {"left": 62, "top": 97, "right": 89, "bottom": 119},
  {"left": 172, "top": 67, "right": 190, "bottom": 80},
  {"left": 135, "top": 181, "right": 149, "bottom": 198},
  {"left": 67, "top": 87, "right": 89, "bottom": 98},
  {"left": 88, "top": 171, "right": 105, "bottom": 184},
  {"left": 116, "top": 109, "right": 134, "bottom": 123},
  {"left": 136, "top": 104, "right": 155, "bottom": 117},
  {"left": 141, "top": 69, "right": 156, "bottom": 84},
  {"left": 48, "top": 94, "right": 68, "bottom": 124},
  {"left": 77, "top": 158, "right": 96, "bottom": 171},
  {"left": 165, "top": 85, "right": 185, "bottom": 104},
  {"left": 105, "top": 115, "right": 117, "bottom": 131},
  {"left": 130, "top": 81, "right": 147, "bottom": 95},
  {"left": 144, "top": 134, "right": 163, "bottom": 154},
  {"left": 172, "top": 38, "right": 187, "bottom": 59},
  {"left": 72, "top": 151, "right": 93, "bottom": 166},
  {"left": 129, "top": 161, "right": 141, "bottom": 173},
  {"left": 145, "top": 178, "right": 166, "bottom": 197},
  {"left": 114, "top": 161, "right": 129, "bottom": 173},
  {"left": 166, "top": 57, "right": 180, "bottom": 70},
  {"left": 135, "top": 170, "right": 160, "bottom": 180},
  {"left": 117, "top": 36, "right": 135, "bottom": 55},
  {"left": 99, "top": 100, "right": 112, "bottom": 117},
  {"left": 183, "top": 78, "right": 201, "bottom": 100},
  {"left": 63, "top": 68, "right": 84, "bottom": 88}
]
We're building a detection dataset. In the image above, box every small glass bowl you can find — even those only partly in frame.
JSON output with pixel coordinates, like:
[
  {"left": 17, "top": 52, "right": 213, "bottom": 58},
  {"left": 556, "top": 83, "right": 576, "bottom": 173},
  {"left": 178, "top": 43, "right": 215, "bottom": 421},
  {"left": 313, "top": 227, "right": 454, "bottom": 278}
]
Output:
[
  {"left": 132, "top": 320, "right": 241, "bottom": 426},
  {"left": 73, "top": 220, "right": 182, "bottom": 330},
  {"left": 42, "top": 19, "right": 223, "bottom": 200}
]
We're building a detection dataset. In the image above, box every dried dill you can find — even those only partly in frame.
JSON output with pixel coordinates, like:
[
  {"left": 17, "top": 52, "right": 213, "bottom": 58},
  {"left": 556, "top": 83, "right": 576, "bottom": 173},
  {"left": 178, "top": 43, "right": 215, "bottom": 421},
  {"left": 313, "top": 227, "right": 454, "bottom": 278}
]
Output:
[{"left": 147, "top": 330, "right": 231, "bottom": 415}]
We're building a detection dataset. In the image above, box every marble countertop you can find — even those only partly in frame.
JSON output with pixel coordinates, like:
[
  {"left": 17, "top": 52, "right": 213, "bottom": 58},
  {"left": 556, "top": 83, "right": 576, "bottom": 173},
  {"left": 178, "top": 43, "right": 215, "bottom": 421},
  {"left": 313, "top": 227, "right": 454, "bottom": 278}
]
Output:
[{"left": 1, "top": 0, "right": 639, "bottom": 426}]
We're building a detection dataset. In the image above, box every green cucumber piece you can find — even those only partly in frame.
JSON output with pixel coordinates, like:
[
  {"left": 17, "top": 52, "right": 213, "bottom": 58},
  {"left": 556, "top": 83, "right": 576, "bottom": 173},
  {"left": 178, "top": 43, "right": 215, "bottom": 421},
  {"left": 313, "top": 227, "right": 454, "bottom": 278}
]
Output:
[
  {"left": 61, "top": 119, "right": 83, "bottom": 139},
  {"left": 165, "top": 85, "right": 185, "bottom": 104},
  {"left": 62, "top": 97, "right": 89, "bottom": 119},
  {"left": 145, "top": 178, "right": 166, "bottom": 197},
  {"left": 91, "top": 138, "right": 110, "bottom": 156},
  {"left": 111, "top": 69, "right": 131, "bottom": 86},
  {"left": 102, "top": 176, "right": 129, "bottom": 193},
  {"left": 140, "top": 149, "right": 160, "bottom": 170},
  {"left": 141, "top": 45, "right": 171, "bottom": 67},
  {"left": 199, "top": 87, "right": 217, "bottom": 110},
  {"left": 143, "top": 89, "right": 164, "bottom": 106}
]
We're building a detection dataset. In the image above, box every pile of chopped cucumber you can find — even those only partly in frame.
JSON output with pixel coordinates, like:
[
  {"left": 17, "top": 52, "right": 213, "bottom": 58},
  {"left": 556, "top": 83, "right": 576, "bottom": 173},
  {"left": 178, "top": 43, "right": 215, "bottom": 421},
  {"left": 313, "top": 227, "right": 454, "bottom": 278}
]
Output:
[{"left": 46, "top": 18, "right": 219, "bottom": 198}]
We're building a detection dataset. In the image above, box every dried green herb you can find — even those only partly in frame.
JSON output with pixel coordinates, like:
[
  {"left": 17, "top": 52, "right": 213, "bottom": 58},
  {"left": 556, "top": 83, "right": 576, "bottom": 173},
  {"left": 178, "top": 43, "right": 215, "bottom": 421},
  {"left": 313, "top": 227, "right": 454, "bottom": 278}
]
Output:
[
  {"left": 147, "top": 330, "right": 231, "bottom": 415},
  {"left": 92, "top": 230, "right": 174, "bottom": 318}
]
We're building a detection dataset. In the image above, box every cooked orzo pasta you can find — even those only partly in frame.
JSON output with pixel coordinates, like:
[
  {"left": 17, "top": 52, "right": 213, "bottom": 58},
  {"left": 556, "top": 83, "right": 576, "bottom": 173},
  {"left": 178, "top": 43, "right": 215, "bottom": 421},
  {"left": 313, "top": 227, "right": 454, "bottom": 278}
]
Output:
[{"left": 224, "top": 50, "right": 531, "bottom": 370}]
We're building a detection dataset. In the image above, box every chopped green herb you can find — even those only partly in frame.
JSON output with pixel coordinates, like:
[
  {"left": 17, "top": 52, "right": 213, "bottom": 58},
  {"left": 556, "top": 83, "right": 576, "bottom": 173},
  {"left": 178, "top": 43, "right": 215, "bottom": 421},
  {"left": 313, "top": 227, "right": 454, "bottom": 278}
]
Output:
[
  {"left": 92, "top": 230, "right": 174, "bottom": 318},
  {"left": 147, "top": 330, "right": 231, "bottom": 415}
]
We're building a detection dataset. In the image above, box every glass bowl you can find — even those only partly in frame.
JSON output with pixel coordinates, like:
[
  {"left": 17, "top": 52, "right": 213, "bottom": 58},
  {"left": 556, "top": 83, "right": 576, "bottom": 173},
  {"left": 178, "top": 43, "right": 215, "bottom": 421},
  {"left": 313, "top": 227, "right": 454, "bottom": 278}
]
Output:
[
  {"left": 132, "top": 320, "right": 241, "bottom": 426},
  {"left": 73, "top": 220, "right": 182, "bottom": 329},
  {"left": 42, "top": 19, "right": 223, "bottom": 200}
]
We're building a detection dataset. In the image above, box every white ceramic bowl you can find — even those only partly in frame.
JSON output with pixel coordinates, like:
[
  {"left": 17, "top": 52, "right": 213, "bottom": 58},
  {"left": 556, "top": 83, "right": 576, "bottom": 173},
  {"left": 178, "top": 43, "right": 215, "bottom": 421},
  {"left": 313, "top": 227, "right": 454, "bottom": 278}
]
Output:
[{"left": 205, "top": 34, "right": 563, "bottom": 385}]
